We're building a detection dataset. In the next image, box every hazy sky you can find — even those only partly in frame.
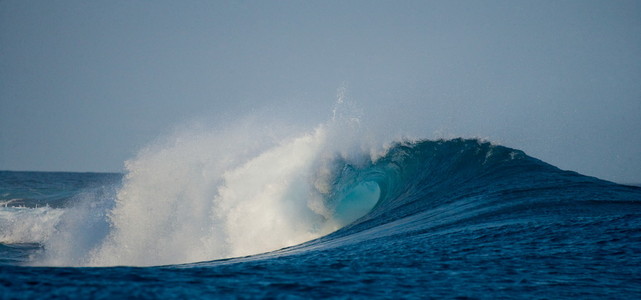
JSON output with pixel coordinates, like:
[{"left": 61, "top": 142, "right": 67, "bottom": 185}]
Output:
[{"left": 1, "top": 0, "right": 640, "bottom": 183}]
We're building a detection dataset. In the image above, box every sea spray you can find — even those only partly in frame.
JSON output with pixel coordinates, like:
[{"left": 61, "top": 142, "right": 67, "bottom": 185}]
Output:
[
  {"left": 37, "top": 188, "right": 116, "bottom": 266},
  {"left": 33, "top": 113, "right": 386, "bottom": 266}
]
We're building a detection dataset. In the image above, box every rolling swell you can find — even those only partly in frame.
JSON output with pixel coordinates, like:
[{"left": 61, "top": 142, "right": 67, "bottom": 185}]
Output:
[{"left": 268, "top": 138, "right": 641, "bottom": 257}]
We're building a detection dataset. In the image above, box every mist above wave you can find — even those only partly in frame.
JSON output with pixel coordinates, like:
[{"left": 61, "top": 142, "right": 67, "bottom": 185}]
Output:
[{"left": 28, "top": 110, "right": 389, "bottom": 267}]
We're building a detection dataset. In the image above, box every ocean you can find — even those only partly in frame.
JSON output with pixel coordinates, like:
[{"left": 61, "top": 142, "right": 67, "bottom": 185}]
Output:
[{"left": 1, "top": 136, "right": 640, "bottom": 298}]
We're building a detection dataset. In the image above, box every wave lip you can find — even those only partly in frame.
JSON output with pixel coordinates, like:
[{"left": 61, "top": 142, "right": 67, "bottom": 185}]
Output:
[{"left": 289, "top": 138, "right": 641, "bottom": 252}]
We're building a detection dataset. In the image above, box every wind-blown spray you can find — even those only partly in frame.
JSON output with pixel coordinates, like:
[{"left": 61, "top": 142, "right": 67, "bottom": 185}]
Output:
[{"left": 34, "top": 101, "right": 386, "bottom": 266}]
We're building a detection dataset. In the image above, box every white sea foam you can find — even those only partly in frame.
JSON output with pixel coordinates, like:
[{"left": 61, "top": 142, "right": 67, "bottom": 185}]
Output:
[
  {"left": 0, "top": 206, "right": 64, "bottom": 244},
  {"left": 34, "top": 108, "right": 388, "bottom": 267}
]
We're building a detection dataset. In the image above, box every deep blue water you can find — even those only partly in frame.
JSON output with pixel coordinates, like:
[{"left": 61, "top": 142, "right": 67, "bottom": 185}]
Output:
[{"left": 1, "top": 139, "right": 641, "bottom": 298}]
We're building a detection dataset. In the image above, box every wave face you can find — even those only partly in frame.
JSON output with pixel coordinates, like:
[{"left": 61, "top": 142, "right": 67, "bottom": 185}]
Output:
[
  {"left": 292, "top": 138, "right": 641, "bottom": 247},
  {"left": 1, "top": 123, "right": 641, "bottom": 297}
]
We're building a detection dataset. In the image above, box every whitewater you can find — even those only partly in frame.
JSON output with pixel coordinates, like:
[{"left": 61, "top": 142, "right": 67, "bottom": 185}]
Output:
[
  {"left": 1, "top": 102, "right": 398, "bottom": 267},
  {"left": 1, "top": 105, "right": 641, "bottom": 298}
]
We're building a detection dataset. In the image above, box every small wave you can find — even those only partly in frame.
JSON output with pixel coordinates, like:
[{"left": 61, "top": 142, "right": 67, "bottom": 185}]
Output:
[{"left": 0, "top": 206, "right": 64, "bottom": 244}]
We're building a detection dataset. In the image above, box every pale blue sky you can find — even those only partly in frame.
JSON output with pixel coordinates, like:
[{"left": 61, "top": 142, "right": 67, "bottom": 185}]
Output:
[{"left": 1, "top": 0, "right": 640, "bottom": 183}]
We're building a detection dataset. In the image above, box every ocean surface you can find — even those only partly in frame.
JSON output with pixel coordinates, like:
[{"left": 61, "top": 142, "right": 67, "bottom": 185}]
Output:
[{"left": 2, "top": 137, "right": 641, "bottom": 298}]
